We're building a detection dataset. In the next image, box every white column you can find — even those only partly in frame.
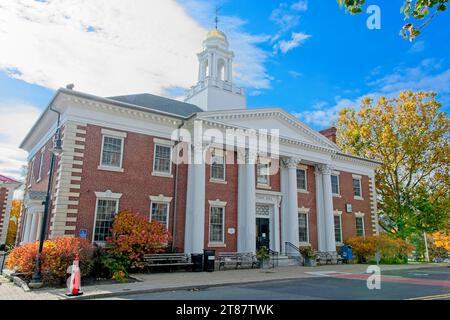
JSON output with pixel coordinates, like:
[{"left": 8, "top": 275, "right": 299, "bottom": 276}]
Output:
[
  {"left": 35, "top": 212, "right": 43, "bottom": 241},
  {"left": 273, "top": 201, "right": 281, "bottom": 252},
  {"left": 244, "top": 150, "right": 256, "bottom": 253},
  {"left": 29, "top": 212, "right": 38, "bottom": 243},
  {"left": 184, "top": 160, "right": 195, "bottom": 254},
  {"left": 282, "top": 157, "right": 301, "bottom": 254},
  {"left": 237, "top": 150, "right": 247, "bottom": 252},
  {"left": 191, "top": 136, "right": 206, "bottom": 253},
  {"left": 227, "top": 58, "right": 232, "bottom": 83},
  {"left": 319, "top": 164, "right": 336, "bottom": 252},
  {"left": 22, "top": 212, "right": 33, "bottom": 243},
  {"left": 315, "top": 166, "right": 326, "bottom": 251}
]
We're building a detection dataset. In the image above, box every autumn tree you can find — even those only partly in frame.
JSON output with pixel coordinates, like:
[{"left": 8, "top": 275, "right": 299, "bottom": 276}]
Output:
[
  {"left": 337, "top": 0, "right": 448, "bottom": 41},
  {"left": 337, "top": 91, "right": 450, "bottom": 239},
  {"left": 6, "top": 199, "right": 22, "bottom": 246}
]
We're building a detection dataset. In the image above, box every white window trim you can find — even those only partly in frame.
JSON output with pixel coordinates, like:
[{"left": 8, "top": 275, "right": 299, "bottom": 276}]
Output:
[
  {"left": 37, "top": 148, "right": 45, "bottom": 182},
  {"left": 355, "top": 215, "right": 365, "bottom": 237},
  {"left": 331, "top": 174, "right": 341, "bottom": 197},
  {"left": 149, "top": 196, "right": 171, "bottom": 229},
  {"left": 333, "top": 212, "right": 343, "bottom": 245},
  {"left": 92, "top": 191, "right": 122, "bottom": 244},
  {"left": 28, "top": 157, "right": 35, "bottom": 188},
  {"left": 257, "top": 159, "right": 271, "bottom": 189},
  {"left": 152, "top": 143, "right": 173, "bottom": 178},
  {"left": 298, "top": 207, "right": 310, "bottom": 246},
  {"left": 210, "top": 151, "right": 227, "bottom": 183},
  {"left": 355, "top": 211, "right": 365, "bottom": 237},
  {"left": 98, "top": 134, "right": 125, "bottom": 172},
  {"left": 297, "top": 167, "right": 308, "bottom": 193},
  {"left": 352, "top": 176, "right": 363, "bottom": 200},
  {"left": 208, "top": 200, "right": 227, "bottom": 246}
]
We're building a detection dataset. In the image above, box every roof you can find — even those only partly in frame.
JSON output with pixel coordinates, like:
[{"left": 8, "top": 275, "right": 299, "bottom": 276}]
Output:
[
  {"left": 108, "top": 93, "right": 203, "bottom": 118},
  {"left": 0, "top": 174, "right": 20, "bottom": 184}
]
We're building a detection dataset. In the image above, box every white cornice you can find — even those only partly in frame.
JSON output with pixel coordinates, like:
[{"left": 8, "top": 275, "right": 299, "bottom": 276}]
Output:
[
  {"left": 198, "top": 108, "right": 340, "bottom": 150},
  {"left": 61, "top": 94, "right": 183, "bottom": 127}
]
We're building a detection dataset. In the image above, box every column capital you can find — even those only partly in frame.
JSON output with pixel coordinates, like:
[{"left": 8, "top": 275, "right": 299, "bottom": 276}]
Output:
[
  {"left": 281, "top": 157, "right": 302, "bottom": 169},
  {"left": 317, "top": 164, "right": 333, "bottom": 175}
]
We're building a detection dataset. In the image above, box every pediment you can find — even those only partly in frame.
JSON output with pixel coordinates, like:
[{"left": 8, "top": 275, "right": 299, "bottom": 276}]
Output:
[{"left": 198, "top": 109, "right": 339, "bottom": 150}]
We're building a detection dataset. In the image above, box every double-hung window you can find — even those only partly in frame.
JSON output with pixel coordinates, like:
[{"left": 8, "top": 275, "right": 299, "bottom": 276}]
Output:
[
  {"left": 356, "top": 216, "right": 365, "bottom": 237},
  {"left": 334, "top": 214, "right": 343, "bottom": 243},
  {"left": 211, "top": 153, "right": 225, "bottom": 181},
  {"left": 99, "top": 129, "right": 126, "bottom": 171},
  {"left": 257, "top": 161, "right": 270, "bottom": 187},
  {"left": 298, "top": 212, "right": 309, "bottom": 243},
  {"left": 153, "top": 144, "right": 172, "bottom": 175},
  {"left": 353, "top": 175, "right": 363, "bottom": 198},
  {"left": 297, "top": 168, "right": 307, "bottom": 191},
  {"left": 151, "top": 202, "right": 169, "bottom": 229},
  {"left": 331, "top": 174, "right": 340, "bottom": 195},
  {"left": 93, "top": 198, "right": 119, "bottom": 242},
  {"left": 209, "top": 205, "right": 225, "bottom": 244},
  {"left": 37, "top": 150, "right": 45, "bottom": 181}
]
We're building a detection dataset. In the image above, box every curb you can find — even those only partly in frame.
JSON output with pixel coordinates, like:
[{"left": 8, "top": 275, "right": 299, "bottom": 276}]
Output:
[
  {"left": 63, "top": 275, "right": 314, "bottom": 300},
  {"left": 64, "top": 263, "right": 446, "bottom": 300},
  {"left": 2, "top": 270, "right": 31, "bottom": 292}
]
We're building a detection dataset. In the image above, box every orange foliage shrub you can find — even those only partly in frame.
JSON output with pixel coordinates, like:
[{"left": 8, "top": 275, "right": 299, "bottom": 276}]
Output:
[
  {"left": 346, "top": 234, "right": 415, "bottom": 264},
  {"left": 6, "top": 237, "right": 94, "bottom": 285},
  {"left": 108, "top": 211, "right": 172, "bottom": 267}
]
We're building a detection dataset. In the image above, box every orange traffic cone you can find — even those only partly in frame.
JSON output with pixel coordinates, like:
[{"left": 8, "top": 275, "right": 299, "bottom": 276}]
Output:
[{"left": 66, "top": 254, "right": 83, "bottom": 296}]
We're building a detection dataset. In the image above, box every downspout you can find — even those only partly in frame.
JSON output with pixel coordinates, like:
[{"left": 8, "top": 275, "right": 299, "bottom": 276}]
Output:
[{"left": 171, "top": 120, "right": 185, "bottom": 252}]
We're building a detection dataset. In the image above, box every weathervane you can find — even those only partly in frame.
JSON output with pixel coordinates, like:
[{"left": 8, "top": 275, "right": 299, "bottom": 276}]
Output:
[{"left": 215, "top": 5, "right": 221, "bottom": 29}]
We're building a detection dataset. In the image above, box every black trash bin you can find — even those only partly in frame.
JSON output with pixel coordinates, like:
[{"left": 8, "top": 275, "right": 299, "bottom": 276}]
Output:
[
  {"left": 203, "top": 249, "right": 216, "bottom": 272},
  {"left": 191, "top": 253, "right": 203, "bottom": 272}
]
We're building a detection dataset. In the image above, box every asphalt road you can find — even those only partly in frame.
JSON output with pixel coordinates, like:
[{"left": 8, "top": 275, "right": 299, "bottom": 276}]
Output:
[{"left": 102, "top": 267, "right": 450, "bottom": 300}]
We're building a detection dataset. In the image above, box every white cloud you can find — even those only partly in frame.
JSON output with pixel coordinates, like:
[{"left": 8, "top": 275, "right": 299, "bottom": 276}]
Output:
[
  {"left": 408, "top": 40, "right": 425, "bottom": 54},
  {"left": 288, "top": 70, "right": 302, "bottom": 78},
  {"left": 0, "top": 0, "right": 271, "bottom": 96},
  {"left": 275, "top": 32, "right": 311, "bottom": 54},
  {"left": 291, "top": 1, "right": 308, "bottom": 12},
  {"left": 0, "top": 101, "right": 41, "bottom": 180},
  {"left": 294, "top": 58, "right": 450, "bottom": 128},
  {"left": 270, "top": 1, "right": 308, "bottom": 33}
]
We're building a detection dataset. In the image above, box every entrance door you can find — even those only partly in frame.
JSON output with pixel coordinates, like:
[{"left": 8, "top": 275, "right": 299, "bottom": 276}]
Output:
[{"left": 256, "top": 218, "right": 270, "bottom": 250}]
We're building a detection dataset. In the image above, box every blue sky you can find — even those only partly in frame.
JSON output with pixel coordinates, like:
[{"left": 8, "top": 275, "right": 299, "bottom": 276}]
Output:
[{"left": 0, "top": 0, "right": 449, "bottom": 178}]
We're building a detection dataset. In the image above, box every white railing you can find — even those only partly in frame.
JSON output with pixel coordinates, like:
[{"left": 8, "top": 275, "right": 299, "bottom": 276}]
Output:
[{"left": 186, "top": 77, "right": 245, "bottom": 98}]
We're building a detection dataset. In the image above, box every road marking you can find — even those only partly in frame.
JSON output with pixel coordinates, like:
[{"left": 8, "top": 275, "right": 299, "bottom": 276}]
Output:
[
  {"left": 304, "top": 271, "right": 351, "bottom": 277},
  {"left": 407, "top": 293, "right": 450, "bottom": 300},
  {"left": 305, "top": 272, "right": 450, "bottom": 287}
]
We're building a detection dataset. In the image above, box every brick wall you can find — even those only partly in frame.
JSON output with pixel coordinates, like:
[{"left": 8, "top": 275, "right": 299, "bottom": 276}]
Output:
[
  {"left": 204, "top": 150, "right": 238, "bottom": 253},
  {"left": 76, "top": 124, "right": 183, "bottom": 243},
  {"left": 332, "top": 171, "right": 373, "bottom": 242}
]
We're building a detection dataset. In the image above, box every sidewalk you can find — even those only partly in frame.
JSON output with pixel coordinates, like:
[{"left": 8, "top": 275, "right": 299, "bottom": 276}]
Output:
[{"left": 0, "top": 263, "right": 445, "bottom": 300}]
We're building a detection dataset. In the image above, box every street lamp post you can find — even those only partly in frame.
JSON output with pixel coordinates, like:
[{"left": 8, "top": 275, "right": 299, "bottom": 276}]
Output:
[{"left": 29, "top": 127, "right": 63, "bottom": 288}]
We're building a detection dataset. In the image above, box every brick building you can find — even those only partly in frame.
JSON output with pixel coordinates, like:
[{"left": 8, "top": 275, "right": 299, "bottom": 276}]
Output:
[
  {"left": 0, "top": 174, "right": 21, "bottom": 246},
  {"left": 18, "top": 29, "right": 380, "bottom": 255}
]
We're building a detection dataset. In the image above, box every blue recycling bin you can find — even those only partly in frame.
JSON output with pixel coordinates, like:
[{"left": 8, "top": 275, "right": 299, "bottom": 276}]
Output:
[{"left": 340, "top": 245, "right": 353, "bottom": 263}]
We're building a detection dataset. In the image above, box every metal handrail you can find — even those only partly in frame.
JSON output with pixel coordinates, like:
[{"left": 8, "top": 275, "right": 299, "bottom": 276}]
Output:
[
  {"left": 267, "top": 249, "right": 279, "bottom": 268},
  {"left": 284, "top": 242, "right": 305, "bottom": 266}
]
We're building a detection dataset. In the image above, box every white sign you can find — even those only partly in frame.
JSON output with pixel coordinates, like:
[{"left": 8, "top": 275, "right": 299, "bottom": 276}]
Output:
[{"left": 228, "top": 228, "right": 235, "bottom": 235}]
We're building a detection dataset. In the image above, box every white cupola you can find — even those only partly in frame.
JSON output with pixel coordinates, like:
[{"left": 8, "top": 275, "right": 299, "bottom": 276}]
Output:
[{"left": 184, "top": 29, "right": 246, "bottom": 111}]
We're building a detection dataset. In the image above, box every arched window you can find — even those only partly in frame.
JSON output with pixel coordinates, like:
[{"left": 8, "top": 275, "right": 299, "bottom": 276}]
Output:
[{"left": 217, "top": 59, "right": 226, "bottom": 81}]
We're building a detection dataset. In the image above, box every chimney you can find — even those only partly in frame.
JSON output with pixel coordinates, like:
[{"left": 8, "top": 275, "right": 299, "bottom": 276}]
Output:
[{"left": 319, "top": 127, "right": 337, "bottom": 144}]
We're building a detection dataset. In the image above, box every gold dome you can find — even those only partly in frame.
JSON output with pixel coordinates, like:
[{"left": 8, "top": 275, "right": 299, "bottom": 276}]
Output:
[{"left": 206, "top": 29, "right": 227, "bottom": 41}]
